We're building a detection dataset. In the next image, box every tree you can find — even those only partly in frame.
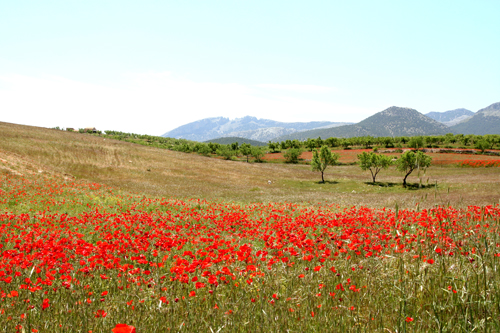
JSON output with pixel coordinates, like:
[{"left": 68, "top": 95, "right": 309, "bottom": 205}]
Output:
[
  {"left": 396, "top": 151, "right": 432, "bottom": 188},
  {"left": 408, "top": 136, "right": 424, "bottom": 150},
  {"left": 325, "top": 137, "right": 339, "bottom": 147},
  {"left": 305, "top": 138, "right": 317, "bottom": 151},
  {"left": 311, "top": 146, "right": 339, "bottom": 183},
  {"left": 230, "top": 142, "right": 239, "bottom": 151},
  {"left": 340, "top": 138, "right": 351, "bottom": 149},
  {"left": 268, "top": 141, "right": 280, "bottom": 153},
  {"left": 239, "top": 143, "right": 252, "bottom": 162},
  {"left": 251, "top": 146, "right": 265, "bottom": 162},
  {"left": 208, "top": 142, "right": 220, "bottom": 153},
  {"left": 475, "top": 140, "right": 489, "bottom": 153},
  {"left": 357, "top": 152, "right": 393, "bottom": 183},
  {"left": 283, "top": 148, "right": 303, "bottom": 164},
  {"left": 216, "top": 145, "right": 236, "bottom": 160},
  {"left": 194, "top": 143, "right": 211, "bottom": 156}
]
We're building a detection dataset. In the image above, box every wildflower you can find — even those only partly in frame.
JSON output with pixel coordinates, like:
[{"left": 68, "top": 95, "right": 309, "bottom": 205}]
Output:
[
  {"left": 112, "top": 324, "right": 136, "bottom": 333},
  {"left": 94, "top": 309, "right": 107, "bottom": 318}
]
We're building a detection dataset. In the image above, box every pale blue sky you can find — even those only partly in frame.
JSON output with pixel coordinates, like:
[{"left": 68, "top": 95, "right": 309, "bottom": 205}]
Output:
[{"left": 1, "top": 1, "right": 499, "bottom": 135}]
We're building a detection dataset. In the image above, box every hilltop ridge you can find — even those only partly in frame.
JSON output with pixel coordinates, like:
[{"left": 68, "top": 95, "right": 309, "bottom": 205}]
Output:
[
  {"left": 273, "top": 106, "right": 449, "bottom": 141},
  {"left": 450, "top": 102, "right": 500, "bottom": 135}
]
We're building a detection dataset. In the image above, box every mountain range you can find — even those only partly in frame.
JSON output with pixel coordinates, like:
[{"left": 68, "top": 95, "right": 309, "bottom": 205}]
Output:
[
  {"left": 425, "top": 108, "right": 474, "bottom": 126},
  {"left": 162, "top": 116, "right": 350, "bottom": 142},
  {"left": 273, "top": 106, "right": 450, "bottom": 141},
  {"left": 163, "top": 102, "right": 500, "bottom": 142},
  {"left": 450, "top": 102, "right": 500, "bottom": 135}
]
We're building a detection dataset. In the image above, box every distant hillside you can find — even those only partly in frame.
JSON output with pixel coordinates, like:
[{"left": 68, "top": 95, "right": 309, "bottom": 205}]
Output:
[
  {"left": 162, "top": 116, "right": 348, "bottom": 142},
  {"left": 273, "top": 106, "right": 450, "bottom": 141},
  {"left": 426, "top": 108, "right": 474, "bottom": 126},
  {"left": 204, "top": 137, "right": 267, "bottom": 146},
  {"left": 450, "top": 102, "right": 500, "bottom": 135}
]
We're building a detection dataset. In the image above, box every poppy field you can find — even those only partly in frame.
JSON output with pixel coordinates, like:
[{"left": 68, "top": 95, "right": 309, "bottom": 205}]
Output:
[{"left": 1, "top": 172, "right": 500, "bottom": 332}]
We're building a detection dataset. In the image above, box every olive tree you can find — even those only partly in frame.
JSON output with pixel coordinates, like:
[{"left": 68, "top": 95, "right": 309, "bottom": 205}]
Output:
[
  {"left": 311, "top": 146, "right": 339, "bottom": 183},
  {"left": 396, "top": 151, "right": 432, "bottom": 188},
  {"left": 239, "top": 143, "right": 252, "bottom": 162},
  {"left": 251, "top": 146, "right": 265, "bottom": 162},
  {"left": 408, "top": 136, "right": 424, "bottom": 150},
  {"left": 216, "top": 145, "right": 236, "bottom": 160},
  {"left": 475, "top": 140, "right": 489, "bottom": 153},
  {"left": 357, "top": 152, "right": 392, "bottom": 183}
]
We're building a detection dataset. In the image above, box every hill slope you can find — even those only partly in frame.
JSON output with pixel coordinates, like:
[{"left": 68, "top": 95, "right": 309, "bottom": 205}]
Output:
[
  {"left": 162, "top": 116, "right": 348, "bottom": 142},
  {"left": 204, "top": 137, "right": 267, "bottom": 146},
  {"left": 450, "top": 102, "right": 500, "bottom": 135},
  {"left": 1, "top": 121, "right": 499, "bottom": 208},
  {"left": 273, "top": 106, "right": 450, "bottom": 141},
  {"left": 426, "top": 108, "right": 474, "bottom": 126}
]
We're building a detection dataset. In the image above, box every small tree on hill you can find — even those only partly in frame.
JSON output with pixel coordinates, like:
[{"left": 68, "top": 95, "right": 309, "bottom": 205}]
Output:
[
  {"left": 239, "top": 143, "right": 252, "bottom": 162},
  {"left": 475, "top": 140, "right": 489, "bottom": 154},
  {"left": 216, "top": 145, "right": 236, "bottom": 160},
  {"left": 311, "top": 146, "right": 339, "bottom": 183},
  {"left": 396, "top": 151, "right": 432, "bottom": 188},
  {"left": 357, "top": 152, "right": 392, "bottom": 183},
  {"left": 251, "top": 146, "right": 265, "bottom": 162}
]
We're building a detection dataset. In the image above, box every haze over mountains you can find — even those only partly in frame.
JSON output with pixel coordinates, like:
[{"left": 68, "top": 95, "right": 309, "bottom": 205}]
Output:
[
  {"left": 162, "top": 116, "right": 350, "bottom": 142},
  {"left": 163, "top": 102, "right": 500, "bottom": 142},
  {"left": 425, "top": 108, "right": 474, "bottom": 126},
  {"left": 450, "top": 102, "right": 500, "bottom": 135}
]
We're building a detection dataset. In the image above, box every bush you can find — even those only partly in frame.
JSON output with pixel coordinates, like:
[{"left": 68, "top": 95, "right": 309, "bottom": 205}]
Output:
[{"left": 283, "top": 148, "right": 303, "bottom": 164}]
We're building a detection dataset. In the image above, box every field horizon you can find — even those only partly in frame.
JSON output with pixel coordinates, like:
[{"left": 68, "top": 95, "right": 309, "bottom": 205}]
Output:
[
  {"left": 2, "top": 120, "right": 500, "bottom": 332},
  {"left": 1, "top": 121, "right": 499, "bottom": 210}
]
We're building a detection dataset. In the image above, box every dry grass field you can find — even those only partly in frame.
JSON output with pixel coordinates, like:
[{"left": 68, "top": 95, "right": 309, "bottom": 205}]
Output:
[
  {"left": 2, "top": 121, "right": 500, "bottom": 332},
  {"left": 1, "top": 121, "right": 500, "bottom": 209}
]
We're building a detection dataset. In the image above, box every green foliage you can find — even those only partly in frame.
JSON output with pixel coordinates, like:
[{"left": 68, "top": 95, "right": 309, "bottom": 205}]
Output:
[
  {"left": 340, "top": 138, "right": 351, "bottom": 149},
  {"left": 268, "top": 141, "right": 281, "bottom": 153},
  {"left": 381, "top": 137, "right": 394, "bottom": 148},
  {"left": 396, "top": 151, "right": 432, "bottom": 187},
  {"left": 208, "top": 142, "right": 220, "bottom": 153},
  {"left": 239, "top": 143, "right": 252, "bottom": 162},
  {"left": 357, "top": 152, "right": 393, "bottom": 183},
  {"left": 251, "top": 146, "right": 265, "bottom": 162},
  {"left": 230, "top": 142, "right": 239, "bottom": 151},
  {"left": 305, "top": 138, "right": 317, "bottom": 151},
  {"left": 325, "top": 137, "right": 339, "bottom": 147},
  {"left": 311, "top": 146, "right": 339, "bottom": 183},
  {"left": 408, "top": 136, "right": 424, "bottom": 150},
  {"left": 475, "top": 140, "right": 489, "bottom": 153},
  {"left": 283, "top": 148, "right": 303, "bottom": 164},
  {"left": 195, "top": 143, "right": 212, "bottom": 156},
  {"left": 216, "top": 145, "right": 236, "bottom": 160}
]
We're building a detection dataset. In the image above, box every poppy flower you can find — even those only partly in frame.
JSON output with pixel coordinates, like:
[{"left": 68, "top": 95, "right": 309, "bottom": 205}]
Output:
[{"left": 112, "top": 324, "right": 136, "bottom": 333}]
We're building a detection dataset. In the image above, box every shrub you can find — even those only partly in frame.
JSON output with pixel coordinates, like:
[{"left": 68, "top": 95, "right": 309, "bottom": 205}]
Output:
[{"left": 283, "top": 148, "right": 303, "bottom": 164}]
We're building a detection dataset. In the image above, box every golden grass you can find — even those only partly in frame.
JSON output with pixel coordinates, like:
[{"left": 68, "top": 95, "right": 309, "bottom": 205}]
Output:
[{"left": 1, "top": 121, "right": 500, "bottom": 209}]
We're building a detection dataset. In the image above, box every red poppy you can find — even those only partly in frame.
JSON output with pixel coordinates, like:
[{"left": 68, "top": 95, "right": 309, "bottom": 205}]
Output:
[{"left": 112, "top": 324, "right": 136, "bottom": 333}]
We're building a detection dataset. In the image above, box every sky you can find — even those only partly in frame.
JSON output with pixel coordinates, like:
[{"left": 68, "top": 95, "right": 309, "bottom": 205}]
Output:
[{"left": 1, "top": 1, "right": 499, "bottom": 135}]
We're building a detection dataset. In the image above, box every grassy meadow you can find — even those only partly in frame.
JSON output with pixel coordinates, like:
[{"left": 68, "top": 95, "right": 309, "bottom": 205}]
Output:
[{"left": 1, "top": 121, "right": 500, "bottom": 332}]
